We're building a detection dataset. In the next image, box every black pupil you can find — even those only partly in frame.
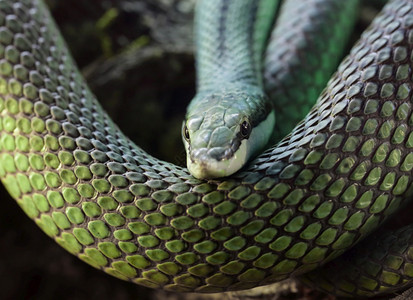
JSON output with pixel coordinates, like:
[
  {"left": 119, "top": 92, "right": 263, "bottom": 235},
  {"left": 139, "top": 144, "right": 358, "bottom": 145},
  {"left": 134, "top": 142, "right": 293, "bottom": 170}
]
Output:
[
  {"left": 184, "top": 126, "right": 190, "bottom": 140},
  {"left": 241, "top": 121, "right": 251, "bottom": 137}
]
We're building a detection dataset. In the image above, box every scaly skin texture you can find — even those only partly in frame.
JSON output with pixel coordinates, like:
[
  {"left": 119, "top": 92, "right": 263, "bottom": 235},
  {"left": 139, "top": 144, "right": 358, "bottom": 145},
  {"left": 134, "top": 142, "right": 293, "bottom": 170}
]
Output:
[
  {"left": 264, "top": 0, "right": 359, "bottom": 142},
  {"left": 302, "top": 225, "right": 413, "bottom": 297},
  {"left": 1, "top": 0, "right": 413, "bottom": 297}
]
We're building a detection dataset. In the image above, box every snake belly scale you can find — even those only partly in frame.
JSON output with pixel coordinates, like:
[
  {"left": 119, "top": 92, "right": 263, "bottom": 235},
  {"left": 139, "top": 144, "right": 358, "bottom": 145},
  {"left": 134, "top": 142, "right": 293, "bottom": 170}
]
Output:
[{"left": 1, "top": 0, "right": 413, "bottom": 297}]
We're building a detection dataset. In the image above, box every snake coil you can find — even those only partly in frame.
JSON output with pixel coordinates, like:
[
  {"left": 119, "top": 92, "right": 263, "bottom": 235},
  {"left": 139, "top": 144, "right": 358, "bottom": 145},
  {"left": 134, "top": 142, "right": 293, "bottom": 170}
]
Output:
[{"left": 1, "top": 0, "right": 413, "bottom": 297}]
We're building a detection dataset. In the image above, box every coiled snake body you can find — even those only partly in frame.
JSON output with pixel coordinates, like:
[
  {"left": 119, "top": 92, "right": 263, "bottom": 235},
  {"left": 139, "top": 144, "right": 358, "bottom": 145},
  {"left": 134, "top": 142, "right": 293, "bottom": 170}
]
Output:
[{"left": 1, "top": 0, "right": 413, "bottom": 298}]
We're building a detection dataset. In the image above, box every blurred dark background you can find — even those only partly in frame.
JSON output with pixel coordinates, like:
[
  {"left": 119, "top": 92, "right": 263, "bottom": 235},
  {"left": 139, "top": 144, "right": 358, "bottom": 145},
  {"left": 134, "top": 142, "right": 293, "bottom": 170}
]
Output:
[{"left": 0, "top": 1, "right": 392, "bottom": 300}]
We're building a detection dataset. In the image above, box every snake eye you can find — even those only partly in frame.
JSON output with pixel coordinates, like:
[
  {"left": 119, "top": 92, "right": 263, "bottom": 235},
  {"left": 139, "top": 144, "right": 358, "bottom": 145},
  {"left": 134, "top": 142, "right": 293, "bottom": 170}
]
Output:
[
  {"left": 240, "top": 120, "right": 251, "bottom": 138},
  {"left": 183, "top": 125, "right": 190, "bottom": 141}
]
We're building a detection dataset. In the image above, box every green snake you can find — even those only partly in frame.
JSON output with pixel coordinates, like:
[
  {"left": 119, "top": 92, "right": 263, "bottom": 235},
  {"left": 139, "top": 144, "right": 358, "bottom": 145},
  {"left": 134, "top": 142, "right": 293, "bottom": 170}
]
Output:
[{"left": 2, "top": 0, "right": 413, "bottom": 298}]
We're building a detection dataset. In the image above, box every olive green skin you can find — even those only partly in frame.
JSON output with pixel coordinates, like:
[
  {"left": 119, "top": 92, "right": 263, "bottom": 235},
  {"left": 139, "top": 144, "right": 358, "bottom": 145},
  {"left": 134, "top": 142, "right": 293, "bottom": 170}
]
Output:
[
  {"left": 303, "top": 224, "right": 413, "bottom": 297},
  {"left": 1, "top": 0, "right": 413, "bottom": 297}
]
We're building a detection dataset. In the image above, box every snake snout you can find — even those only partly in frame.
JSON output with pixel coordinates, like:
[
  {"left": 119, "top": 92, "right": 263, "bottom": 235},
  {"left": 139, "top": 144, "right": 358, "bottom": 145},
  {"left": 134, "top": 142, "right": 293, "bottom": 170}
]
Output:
[
  {"left": 187, "top": 142, "right": 248, "bottom": 179},
  {"left": 189, "top": 147, "right": 228, "bottom": 165}
]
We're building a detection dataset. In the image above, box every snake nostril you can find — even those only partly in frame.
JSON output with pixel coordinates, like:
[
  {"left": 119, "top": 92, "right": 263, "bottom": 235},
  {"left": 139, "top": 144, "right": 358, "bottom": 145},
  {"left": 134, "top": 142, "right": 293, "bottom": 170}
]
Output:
[{"left": 240, "top": 120, "right": 251, "bottom": 138}]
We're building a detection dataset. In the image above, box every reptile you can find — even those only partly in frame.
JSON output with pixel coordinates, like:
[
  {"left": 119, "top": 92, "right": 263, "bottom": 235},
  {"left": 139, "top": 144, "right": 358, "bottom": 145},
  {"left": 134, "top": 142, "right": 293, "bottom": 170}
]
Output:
[{"left": 1, "top": 0, "right": 413, "bottom": 298}]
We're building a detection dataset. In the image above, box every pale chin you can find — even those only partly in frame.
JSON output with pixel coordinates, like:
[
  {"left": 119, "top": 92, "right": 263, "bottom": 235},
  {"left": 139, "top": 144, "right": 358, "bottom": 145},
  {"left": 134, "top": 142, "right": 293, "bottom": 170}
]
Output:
[{"left": 187, "top": 140, "right": 248, "bottom": 179}]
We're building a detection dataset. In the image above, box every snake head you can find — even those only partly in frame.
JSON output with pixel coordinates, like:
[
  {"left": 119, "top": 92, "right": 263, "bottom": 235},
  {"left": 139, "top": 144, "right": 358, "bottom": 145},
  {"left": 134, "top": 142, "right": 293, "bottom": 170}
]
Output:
[{"left": 183, "top": 89, "right": 275, "bottom": 179}]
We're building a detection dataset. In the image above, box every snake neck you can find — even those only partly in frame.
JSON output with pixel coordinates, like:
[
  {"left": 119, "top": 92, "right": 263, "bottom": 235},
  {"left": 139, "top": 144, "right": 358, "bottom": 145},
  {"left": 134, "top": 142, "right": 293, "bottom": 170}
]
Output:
[
  {"left": 183, "top": 0, "right": 279, "bottom": 179},
  {"left": 194, "top": 0, "right": 279, "bottom": 94}
]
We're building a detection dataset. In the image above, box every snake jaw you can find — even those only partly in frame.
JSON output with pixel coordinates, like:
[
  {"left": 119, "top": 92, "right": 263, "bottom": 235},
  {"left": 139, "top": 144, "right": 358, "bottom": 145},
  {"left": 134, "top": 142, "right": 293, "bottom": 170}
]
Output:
[{"left": 186, "top": 140, "right": 249, "bottom": 179}]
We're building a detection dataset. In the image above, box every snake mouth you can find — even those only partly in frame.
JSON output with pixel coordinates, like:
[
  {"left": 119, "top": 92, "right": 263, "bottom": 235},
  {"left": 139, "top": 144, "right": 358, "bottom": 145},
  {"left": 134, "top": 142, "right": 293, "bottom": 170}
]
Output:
[{"left": 187, "top": 140, "right": 249, "bottom": 179}]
